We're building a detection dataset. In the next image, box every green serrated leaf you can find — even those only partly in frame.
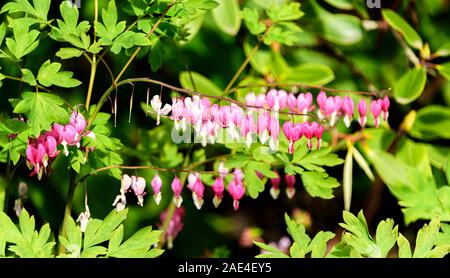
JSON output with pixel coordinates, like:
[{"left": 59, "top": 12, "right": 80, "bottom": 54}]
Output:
[
  {"left": 397, "top": 233, "right": 412, "bottom": 258},
  {"left": 375, "top": 219, "right": 398, "bottom": 257},
  {"left": 13, "top": 91, "right": 68, "bottom": 137},
  {"left": 37, "top": 60, "right": 81, "bottom": 88},
  {"left": 301, "top": 171, "right": 340, "bottom": 199}
]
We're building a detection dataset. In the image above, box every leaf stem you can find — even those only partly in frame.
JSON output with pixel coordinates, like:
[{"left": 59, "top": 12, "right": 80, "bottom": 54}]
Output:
[{"left": 85, "top": 0, "right": 99, "bottom": 110}]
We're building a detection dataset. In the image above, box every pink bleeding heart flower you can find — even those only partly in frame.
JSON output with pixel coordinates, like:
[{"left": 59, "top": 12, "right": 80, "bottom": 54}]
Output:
[
  {"left": 240, "top": 114, "right": 255, "bottom": 148},
  {"left": 151, "top": 174, "right": 163, "bottom": 205},
  {"left": 26, "top": 142, "right": 46, "bottom": 179},
  {"left": 257, "top": 111, "right": 270, "bottom": 144},
  {"left": 313, "top": 122, "right": 325, "bottom": 150},
  {"left": 266, "top": 89, "right": 287, "bottom": 111},
  {"left": 316, "top": 91, "right": 327, "bottom": 119},
  {"left": 212, "top": 177, "right": 225, "bottom": 208},
  {"left": 228, "top": 180, "right": 245, "bottom": 211},
  {"left": 268, "top": 116, "right": 280, "bottom": 151},
  {"left": 269, "top": 170, "right": 281, "bottom": 200},
  {"left": 297, "top": 92, "right": 313, "bottom": 116},
  {"left": 285, "top": 174, "right": 296, "bottom": 199},
  {"left": 191, "top": 174, "right": 205, "bottom": 210},
  {"left": 342, "top": 96, "right": 354, "bottom": 128},
  {"left": 151, "top": 95, "right": 172, "bottom": 126},
  {"left": 52, "top": 124, "right": 78, "bottom": 156},
  {"left": 171, "top": 176, "right": 183, "bottom": 207},
  {"left": 357, "top": 99, "right": 367, "bottom": 128},
  {"left": 39, "top": 134, "right": 59, "bottom": 167},
  {"left": 69, "top": 111, "right": 86, "bottom": 135},
  {"left": 245, "top": 92, "right": 256, "bottom": 107},
  {"left": 381, "top": 96, "right": 390, "bottom": 122},
  {"left": 255, "top": 93, "right": 267, "bottom": 108},
  {"left": 302, "top": 122, "right": 316, "bottom": 150},
  {"left": 371, "top": 99, "right": 383, "bottom": 128},
  {"left": 282, "top": 122, "right": 303, "bottom": 154},
  {"left": 233, "top": 168, "right": 245, "bottom": 184},
  {"left": 121, "top": 174, "right": 132, "bottom": 193},
  {"left": 131, "top": 176, "right": 147, "bottom": 207},
  {"left": 324, "top": 96, "right": 341, "bottom": 126},
  {"left": 287, "top": 93, "right": 297, "bottom": 112},
  {"left": 218, "top": 105, "right": 231, "bottom": 128}
]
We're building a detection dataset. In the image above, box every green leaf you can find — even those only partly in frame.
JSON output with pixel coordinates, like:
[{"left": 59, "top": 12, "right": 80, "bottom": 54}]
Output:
[
  {"left": 375, "top": 219, "right": 398, "bottom": 257},
  {"left": 295, "top": 146, "right": 344, "bottom": 171},
  {"left": 343, "top": 145, "right": 353, "bottom": 211},
  {"left": 1, "top": 0, "right": 50, "bottom": 22},
  {"left": 301, "top": 171, "right": 340, "bottom": 199},
  {"left": 437, "top": 62, "right": 450, "bottom": 80},
  {"left": 83, "top": 209, "right": 128, "bottom": 249},
  {"left": 396, "top": 139, "right": 432, "bottom": 178},
  {"left": 324, "top": 0, "right": 354, "bottom": 10},
  {"left": 244, "top": 162, "right": 265, "bottom": 198},
  {"left": 311, "top": 0, "right": 362, "bottom": 45},
  {"left": 242, "top": 8, "right": 265, "bottom": 35},
  {"left": 107, "top": 224, "right": 124, "bottom": 253},
  {"left": 340, "top": 211, "right": 380, "bottom": 257},
  {"left": 0, "top": 211, "right": 23, "bottom": 243},
  {"left": 110, "top": 31, "right": 151, "bottom": 54},
  {"left": 352, "top": 147, "right": 375, "bottom": 182},
  {"left": 283, "top": 63, "right": 335, "bottom": 86},
  {"left": 393, "top": 67, "right": 427, "bottom": 105},
  {"left": 254, "top": 241, "right": 290, "bottom": 258},
  {"left": 5, "top": 21, "right": 40, "bottom": 60},
  {"left": 13, "top": 91, "right": 68, "bottom": 137},
  {"left": 21, "top": 68, "right": 36, "bottom": 86},
  {"left": 108, "top": 228, "right": 162, "bottom": 258},
  {"left": 382, "top": 9, "right": 423, "bottom": 50},
  {"left": 37, "top": 60, "right": 81, "bottom": 88},
  {"left": 0, "top": 23, "right": 6, "bottom": 45},
  {"left": 56, "top": 48, "right": 83, "bottom": 59},
  {"left": 285, "top": 213, "right": 311, "bottom": 250},
  {"left": 179, "top": 71, "right": 223, "bottom": 96},
  {"left": 397, "top": 233, "right": 412, "bottom": 258},
  {"left": 267, "top": 2, "right": 304, "bottom": 22},
  {"left": 212, "top": 0, "right": 241, "bottom": 36},
  {"left": 95, "top": 0, "right": 126, "bottom": 45},
  {"left": 309, "top": 231, "right": 335, "bottom": 258},
  {"left": 411, "top": 105, "right": 450, "bottom": 140},
  {"left": 413, "top": 218, "right": 440, "bottom": 258},
  {"left": 435, "top": 42, "right": 450, "bottom": 57}
]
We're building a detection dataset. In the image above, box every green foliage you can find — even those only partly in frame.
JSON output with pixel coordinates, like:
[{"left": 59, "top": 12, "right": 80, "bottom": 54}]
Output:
[
  {"left": 179, "top": 71, "right": 223, "bottom": 96},
  {"left": 1, "top": 0, "right": 51, "bottom": 24},
  {"left": 255, "top": 214, "right": 335, "bottom": 258},
  {"left": 258, "top": 211, "right": 450, "bottom": 259},
  {"left": 212, "top": 0, "right": 241, "bottom": 36},
  {"left": 4, "top": 21, "right": 40, "bottom": 60},
  {"left": 393, "top": 67, "right": 427, "bottom": 105},
  {"left": 0, "top": 209, "right": 55, "bottom": 258},
  {"left": 368, "top": 149, "right": 450, "bottom": 224},
  {"left": 12, "top": 91, "right": 68, "bottom": 137},
  {"left": 411, "top": 105, "right": 450, "bottom": 140},
  {"left": 37, "top": 60, "right": 81, "bottom": 88},
  {"left": 382, "top": 9, "right": 423, "bottom": 50}
]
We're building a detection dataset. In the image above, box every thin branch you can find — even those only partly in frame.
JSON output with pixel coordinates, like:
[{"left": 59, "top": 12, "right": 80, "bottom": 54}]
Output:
[{"left": 113, "top": 1, "right": 176, "bottom": 84}]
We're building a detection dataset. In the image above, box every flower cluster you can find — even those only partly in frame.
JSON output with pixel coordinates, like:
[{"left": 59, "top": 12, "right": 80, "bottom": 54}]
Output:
[
  {"left": 26, "top": 111, "right": 95, "bottom": 179},
  {"left": 151, "top": 95, "right": 281, "bottom": 151},
  {"left": 150, "top": 89, "right": 389, "bottom": 154},
  {"left": 269, "top": 171, "right": 297, "bottom": 200},
  {"left": 113, "top": 174, "right": 147, "bottom": 211},
  {"left": 167, "top": 166, "right": 245, "bottom": 211},
  {"left": 158, "top": 206, "right": 185, "bottom": 249}
]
